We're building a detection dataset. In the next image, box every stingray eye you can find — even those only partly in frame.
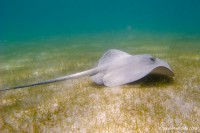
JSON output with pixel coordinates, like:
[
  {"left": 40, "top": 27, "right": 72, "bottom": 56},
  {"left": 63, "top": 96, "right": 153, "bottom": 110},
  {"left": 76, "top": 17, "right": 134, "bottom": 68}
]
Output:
[{"left": 150, "top": 57, "right": 156, "bottom": 62}]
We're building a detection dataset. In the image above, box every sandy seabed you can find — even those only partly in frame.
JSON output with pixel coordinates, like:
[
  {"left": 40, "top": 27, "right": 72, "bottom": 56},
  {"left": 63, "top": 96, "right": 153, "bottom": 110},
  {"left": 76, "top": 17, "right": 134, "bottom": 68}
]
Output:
[{"left": 0, "top": 32, "right": 200, "bottom": 132}]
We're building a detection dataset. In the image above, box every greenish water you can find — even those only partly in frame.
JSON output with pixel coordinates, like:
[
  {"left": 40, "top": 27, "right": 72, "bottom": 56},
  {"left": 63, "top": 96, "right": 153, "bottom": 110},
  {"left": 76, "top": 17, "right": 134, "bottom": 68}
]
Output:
[
  {"left": 1, "top": 31, "right": 200, "bottom": 89},
  {"left": 1, "top": 1, "right": 200, "bottom": 132},
  {"left": 0, "top": 0, "right": 200, "bottom": 60},
  {"left": 1, "top": 0, "right": 200, "bottom": 41}
]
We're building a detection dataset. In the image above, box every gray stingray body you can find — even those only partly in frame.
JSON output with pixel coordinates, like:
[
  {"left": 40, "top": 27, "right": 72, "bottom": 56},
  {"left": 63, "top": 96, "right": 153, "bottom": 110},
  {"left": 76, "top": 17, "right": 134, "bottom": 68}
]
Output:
[{"left": 1, "top": 49, "right": 174, "bottom": 91}]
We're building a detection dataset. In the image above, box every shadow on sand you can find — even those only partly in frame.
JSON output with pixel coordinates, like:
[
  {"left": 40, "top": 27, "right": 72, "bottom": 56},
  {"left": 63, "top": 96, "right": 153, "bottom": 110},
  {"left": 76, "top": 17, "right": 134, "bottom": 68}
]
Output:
[
  {"left": 130, "top": 74, "right": 174, "bottom": 87},
  {"left": 90, "top": 74, "right": 174, "bottom": 88}
]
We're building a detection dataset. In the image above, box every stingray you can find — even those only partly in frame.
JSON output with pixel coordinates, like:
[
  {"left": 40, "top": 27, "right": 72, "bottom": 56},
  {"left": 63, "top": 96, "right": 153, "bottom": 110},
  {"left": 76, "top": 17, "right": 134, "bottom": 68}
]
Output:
[{"left": 1, "top": 49, "right": 174, "bottom": 91}]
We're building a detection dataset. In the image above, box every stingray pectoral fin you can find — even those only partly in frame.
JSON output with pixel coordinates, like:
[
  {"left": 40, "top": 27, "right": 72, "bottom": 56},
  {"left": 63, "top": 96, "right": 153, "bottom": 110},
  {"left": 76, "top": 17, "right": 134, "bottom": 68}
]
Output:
[
  {"left": 150, "top": 66, "right": 174, "bottom": 77},
  {"left": 103, "top": 64, "right": 174, "bottom": 87},
  {"left": 98, "top": 49, "right": 131, "bottom": 66},
  {"left": 91, "top": 72, "right": 105, "bottom": 85},
  {"left": 150, "top": 58, "right": 174, "bottom": 77},
  {"left": 102, "top": 65, "right": 150, "bottom": 87},
  {"left": 91, "top": 49, "right": 132, "bottom": 85}
]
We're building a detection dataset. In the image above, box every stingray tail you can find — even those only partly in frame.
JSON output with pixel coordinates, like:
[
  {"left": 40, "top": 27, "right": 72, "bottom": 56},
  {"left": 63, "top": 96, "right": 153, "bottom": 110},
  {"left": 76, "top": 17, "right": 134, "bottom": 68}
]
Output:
[{"left": 0, "top": 67, "right": 101, "bottom": 91}]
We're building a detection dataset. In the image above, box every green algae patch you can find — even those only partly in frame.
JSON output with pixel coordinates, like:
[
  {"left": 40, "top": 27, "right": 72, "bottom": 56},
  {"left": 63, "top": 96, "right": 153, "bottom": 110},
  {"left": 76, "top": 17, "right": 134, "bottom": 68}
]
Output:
[{"left": 0, "top": 33, "right": 200, "bottom": 132}]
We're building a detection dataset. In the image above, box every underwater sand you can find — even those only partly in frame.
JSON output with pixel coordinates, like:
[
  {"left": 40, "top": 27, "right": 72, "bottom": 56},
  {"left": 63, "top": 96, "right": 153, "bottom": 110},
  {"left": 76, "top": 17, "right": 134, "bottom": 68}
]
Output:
[{"left": 0, "top": 31, "right": 200, "bottom": 132}]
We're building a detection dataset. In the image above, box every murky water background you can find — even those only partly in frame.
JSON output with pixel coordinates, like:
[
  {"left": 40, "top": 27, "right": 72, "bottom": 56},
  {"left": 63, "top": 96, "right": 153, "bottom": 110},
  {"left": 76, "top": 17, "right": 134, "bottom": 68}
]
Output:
[{"left": 0, "top": 0, "right": 200, "bottom": 132}]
